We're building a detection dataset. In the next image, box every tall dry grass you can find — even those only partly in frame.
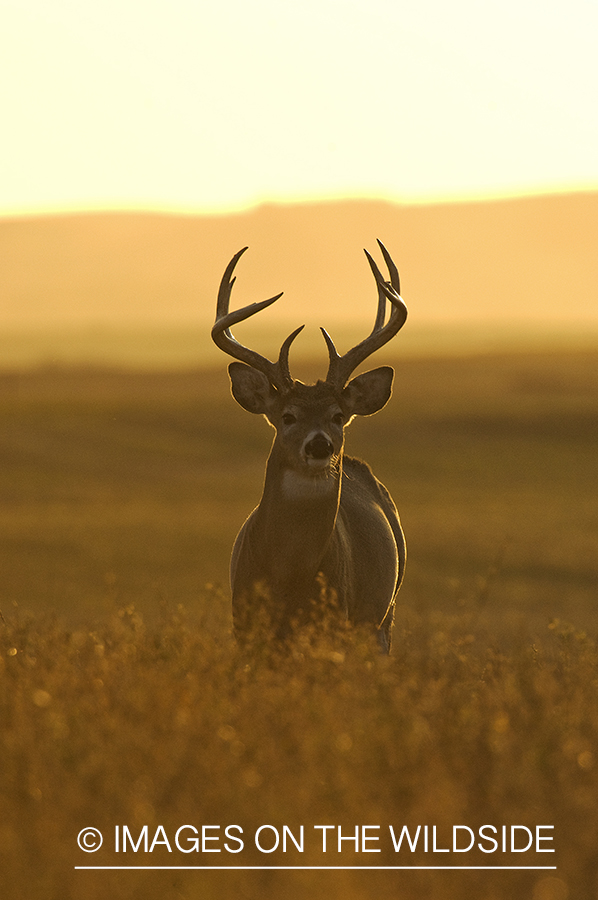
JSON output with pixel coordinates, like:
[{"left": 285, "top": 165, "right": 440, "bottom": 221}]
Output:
[{"left": 1, "top": 601, "right": 597, "bottom": 899}]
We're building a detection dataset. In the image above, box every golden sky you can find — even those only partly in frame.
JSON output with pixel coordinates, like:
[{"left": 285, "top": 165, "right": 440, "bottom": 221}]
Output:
[{"left": 2, "top": 0, "right": 597, "bottom": 217}]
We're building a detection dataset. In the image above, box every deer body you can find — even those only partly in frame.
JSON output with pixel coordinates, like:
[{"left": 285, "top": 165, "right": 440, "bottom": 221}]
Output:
[{"left": 213, "top": 242, "right": 408, "bottom": 650}]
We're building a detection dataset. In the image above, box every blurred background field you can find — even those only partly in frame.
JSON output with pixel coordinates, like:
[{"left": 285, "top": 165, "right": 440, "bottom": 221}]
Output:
[
  {"left": 1, "top": 350, "right": 596, "bottom": 629},
  {"left": 1, "top": 348, "right": 597, "bottom": 899}
]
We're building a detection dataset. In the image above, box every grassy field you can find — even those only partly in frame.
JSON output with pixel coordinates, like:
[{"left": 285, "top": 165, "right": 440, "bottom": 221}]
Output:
[{"left": 1, "top": 350, "right": 597, "bottom": 899}]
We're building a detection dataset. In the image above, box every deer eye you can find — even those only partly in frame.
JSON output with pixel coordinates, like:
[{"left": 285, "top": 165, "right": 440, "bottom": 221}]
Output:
[
  {"left": 332, "top": 412, "right": 344, "bottom": 426},
  {"left": 281, "top": 413, "right": 297, "bottom": 426}
]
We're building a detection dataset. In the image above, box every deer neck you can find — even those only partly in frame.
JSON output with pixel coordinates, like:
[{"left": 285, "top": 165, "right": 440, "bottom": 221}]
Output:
[
  {"left": 252, "top": 448, "right": 341, "bottom": 595},
  {"left": 256, "top": 442, "right": 343, "bottom": 568}
]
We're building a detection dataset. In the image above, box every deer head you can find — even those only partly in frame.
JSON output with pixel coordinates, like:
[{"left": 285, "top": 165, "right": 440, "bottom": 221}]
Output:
[{"left": 212, "top": 241, "right": 408, "bottom": 479}]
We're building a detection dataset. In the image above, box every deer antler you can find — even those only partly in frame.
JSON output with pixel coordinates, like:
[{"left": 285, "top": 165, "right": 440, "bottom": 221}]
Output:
[
  {"left": 323, "top": 240, "right": 408, "bottom": 390},
  {"left": 212, "top": 247, "right": 303, "bottom": 392}
]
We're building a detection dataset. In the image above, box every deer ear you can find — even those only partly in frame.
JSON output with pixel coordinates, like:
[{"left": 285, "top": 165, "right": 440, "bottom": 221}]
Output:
[
  {"left": 342, "top": 366, "right": 394, "bottom": 416},
  {"left": 228, "top": 362, "right": 277, "bottom": 414}
]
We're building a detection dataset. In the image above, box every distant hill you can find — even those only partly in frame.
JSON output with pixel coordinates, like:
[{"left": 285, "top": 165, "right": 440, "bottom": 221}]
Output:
[{"left": 1, "top": 194, "right": 597, "bottom": 364}]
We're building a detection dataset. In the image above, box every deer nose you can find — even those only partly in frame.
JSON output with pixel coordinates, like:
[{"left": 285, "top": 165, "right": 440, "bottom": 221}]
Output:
[{"left": 304, "top": 433, "right": 333, "bottom": 460}]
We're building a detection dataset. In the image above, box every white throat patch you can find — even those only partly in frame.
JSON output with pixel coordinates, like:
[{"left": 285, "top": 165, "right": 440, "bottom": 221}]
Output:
[{"left": 281, "top": 469, "right": 338, "bottom": 501}]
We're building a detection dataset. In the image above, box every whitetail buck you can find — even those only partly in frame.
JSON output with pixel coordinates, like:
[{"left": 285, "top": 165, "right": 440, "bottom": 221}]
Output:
[{"left": 212, "top": 241, "right": 407, "bottom": 652}]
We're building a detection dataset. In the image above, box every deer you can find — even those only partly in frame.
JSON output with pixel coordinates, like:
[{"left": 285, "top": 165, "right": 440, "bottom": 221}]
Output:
[{"left": 212, "top": 241, "right": 407, "bottom": 652}]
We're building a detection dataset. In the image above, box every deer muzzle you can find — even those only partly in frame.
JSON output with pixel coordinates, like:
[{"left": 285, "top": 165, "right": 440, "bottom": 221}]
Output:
[{"left": 303, "top": 432, "right": 334, "bottom": 468}]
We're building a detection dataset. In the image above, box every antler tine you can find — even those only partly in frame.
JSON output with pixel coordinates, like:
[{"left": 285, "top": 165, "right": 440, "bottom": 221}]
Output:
[
  {"left": 277, "top": 325, "right": 305, "bottom": 386},
  {"left": 325, "top": 241, "right": 408, "bottom": 390},
  {"left": 364, "top": 248, "right": 389, "bottom": 334},
  {"left": 212, "top": 248, "right": 299, "bottom": 391},
  {"left": 377, "top": 238, "right": 400, "bottom": 293}
]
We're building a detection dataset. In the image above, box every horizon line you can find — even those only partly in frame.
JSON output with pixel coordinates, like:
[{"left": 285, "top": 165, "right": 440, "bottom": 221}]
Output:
[{"left": 2, "top": 184, "right": 597, "bottom": 221}]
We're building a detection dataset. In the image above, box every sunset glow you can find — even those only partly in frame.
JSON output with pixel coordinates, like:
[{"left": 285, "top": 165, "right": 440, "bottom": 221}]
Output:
[{"left": 2, "top": 0, "right": 597, "bottom": 217}]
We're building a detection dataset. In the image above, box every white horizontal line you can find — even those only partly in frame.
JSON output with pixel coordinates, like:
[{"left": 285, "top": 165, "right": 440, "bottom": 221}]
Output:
[{"left": 75, "top": 865, "right": 558, "bottom": 871}]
